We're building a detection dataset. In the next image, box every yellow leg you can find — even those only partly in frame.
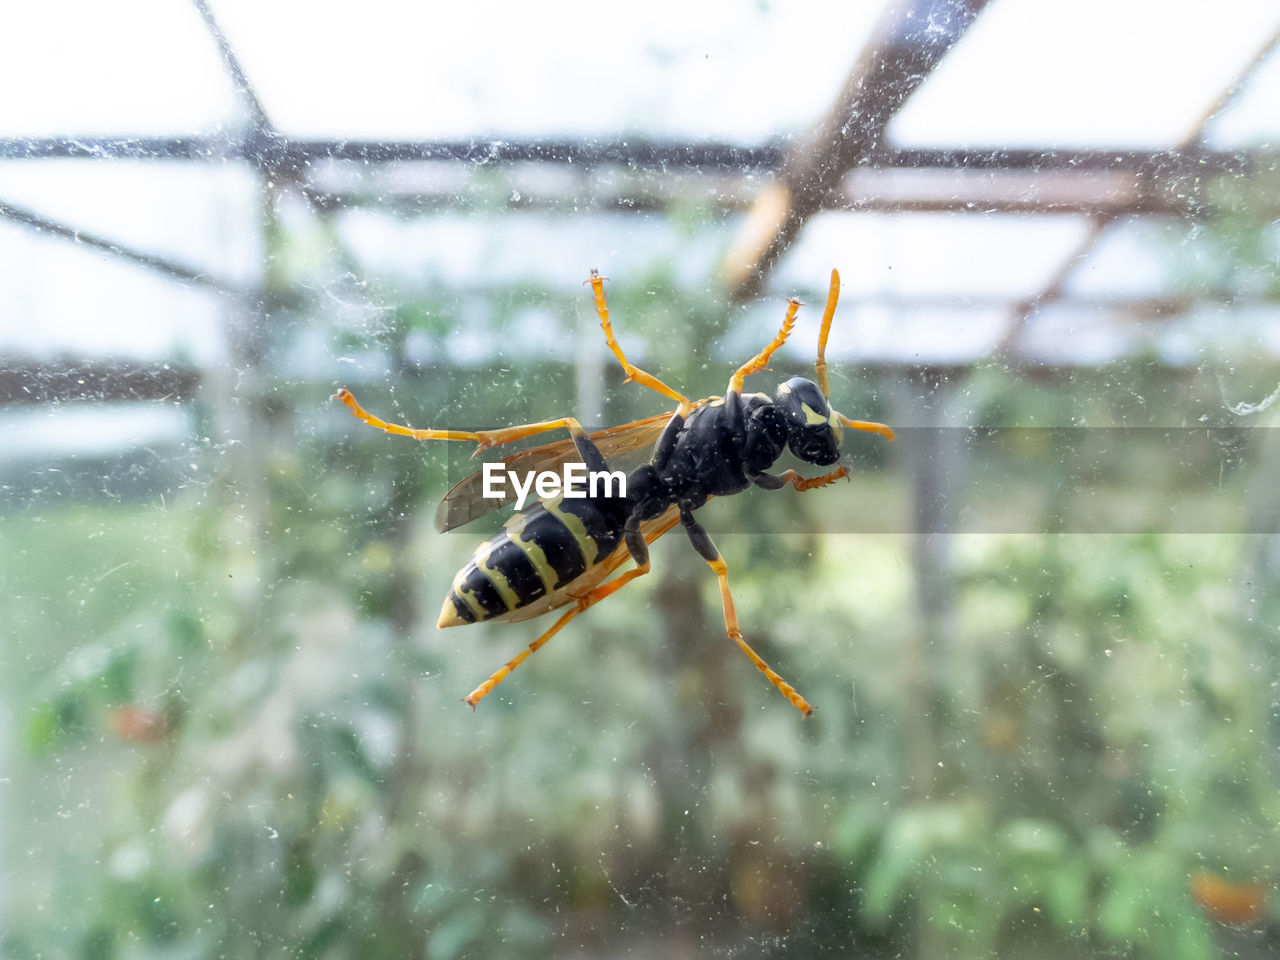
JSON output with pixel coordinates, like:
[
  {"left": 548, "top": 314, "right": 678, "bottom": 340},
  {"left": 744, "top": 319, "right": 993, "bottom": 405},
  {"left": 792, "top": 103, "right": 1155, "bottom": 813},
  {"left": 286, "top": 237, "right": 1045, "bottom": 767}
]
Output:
[
  {"left": 586, "top": 271, "right": 693, "bottom": 417},
  {"left": 334, "top": 387, "right": 589, "bottom": 454},
  {"left": 777, "top": 465, "right": 850, "bottom": 491},
  {"left": 463, "top": 560, "right": 652, "bottom": 709},
  {"left": 706, "top": 555, "right": 814, "bottom": 717},
  {"left": 728, "top": 297, "right": 801, "bottom": 395},
  {"left": 814, "top": 268, "right": 840, "bottom": 400}
]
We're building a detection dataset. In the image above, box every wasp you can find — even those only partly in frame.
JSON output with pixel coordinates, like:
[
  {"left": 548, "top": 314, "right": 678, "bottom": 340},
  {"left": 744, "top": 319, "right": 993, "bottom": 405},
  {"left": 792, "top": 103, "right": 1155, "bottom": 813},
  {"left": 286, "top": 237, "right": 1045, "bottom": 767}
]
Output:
[{"left": 334, "top": 269, "right": 894, "bottom": 715}]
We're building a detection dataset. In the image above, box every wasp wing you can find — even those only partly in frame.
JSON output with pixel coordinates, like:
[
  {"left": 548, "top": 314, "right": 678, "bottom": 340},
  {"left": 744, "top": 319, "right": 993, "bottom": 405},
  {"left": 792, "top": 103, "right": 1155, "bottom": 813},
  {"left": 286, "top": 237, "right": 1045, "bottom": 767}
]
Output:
[{"left": 433, "top": 411, "right": 677, "bottom": 533}]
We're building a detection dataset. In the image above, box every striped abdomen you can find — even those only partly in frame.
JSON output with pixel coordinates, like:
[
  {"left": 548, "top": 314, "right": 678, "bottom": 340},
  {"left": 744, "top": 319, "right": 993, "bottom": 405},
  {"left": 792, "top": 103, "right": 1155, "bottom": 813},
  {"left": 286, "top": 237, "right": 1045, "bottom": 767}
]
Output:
[{"left": 437, "top": 496, "right": 625, "bottom": 628}]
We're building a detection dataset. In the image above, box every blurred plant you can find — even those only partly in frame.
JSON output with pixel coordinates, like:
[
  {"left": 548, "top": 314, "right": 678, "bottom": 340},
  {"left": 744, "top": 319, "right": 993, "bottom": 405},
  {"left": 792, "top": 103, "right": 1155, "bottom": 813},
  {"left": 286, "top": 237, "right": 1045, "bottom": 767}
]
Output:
[{"left": 4, "top": 231, "right": 1279, "bottom": 960}]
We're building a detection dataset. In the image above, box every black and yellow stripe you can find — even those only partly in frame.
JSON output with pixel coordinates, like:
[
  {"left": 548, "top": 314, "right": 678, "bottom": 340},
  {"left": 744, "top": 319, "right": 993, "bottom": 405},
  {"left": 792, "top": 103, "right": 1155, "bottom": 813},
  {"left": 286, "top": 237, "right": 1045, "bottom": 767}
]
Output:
[{"left": 438, "top": 496, "right": 626, "bottom": 628}]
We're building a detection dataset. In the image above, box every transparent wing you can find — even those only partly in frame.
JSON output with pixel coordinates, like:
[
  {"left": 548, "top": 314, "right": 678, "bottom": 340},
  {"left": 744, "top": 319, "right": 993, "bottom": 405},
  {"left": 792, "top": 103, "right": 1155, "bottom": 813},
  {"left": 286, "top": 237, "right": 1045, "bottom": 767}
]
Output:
[{"left": 433, "top": 411, "right": 677, "bottom": 533}]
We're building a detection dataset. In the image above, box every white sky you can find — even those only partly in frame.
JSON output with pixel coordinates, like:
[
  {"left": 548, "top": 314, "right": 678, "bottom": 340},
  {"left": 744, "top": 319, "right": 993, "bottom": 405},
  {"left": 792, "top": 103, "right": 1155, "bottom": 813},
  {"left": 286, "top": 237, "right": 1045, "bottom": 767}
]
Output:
[
  {"left": 889, "top": 0, "right": 1280, "bottom": 149},
  {"left": 0, "top": 0, "right": 1276, "bottom": 377},
  {"left": 1, "top": 0, "right": 1274, "bottom": 142}
]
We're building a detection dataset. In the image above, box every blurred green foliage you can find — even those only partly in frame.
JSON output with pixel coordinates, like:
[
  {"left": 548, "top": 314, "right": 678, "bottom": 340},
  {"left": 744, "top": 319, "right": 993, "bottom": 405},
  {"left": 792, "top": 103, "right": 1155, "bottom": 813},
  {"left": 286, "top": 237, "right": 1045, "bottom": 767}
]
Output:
[{"left": 3, "top": 224, "right": 1279, "bottom": 960}]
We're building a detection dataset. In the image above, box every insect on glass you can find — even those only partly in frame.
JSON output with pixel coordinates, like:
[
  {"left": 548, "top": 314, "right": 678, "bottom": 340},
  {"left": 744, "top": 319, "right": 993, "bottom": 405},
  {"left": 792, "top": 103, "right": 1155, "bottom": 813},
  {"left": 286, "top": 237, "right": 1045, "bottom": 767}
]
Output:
[{"left": 333, "top": 269, "right": 894, "bottom": 715}]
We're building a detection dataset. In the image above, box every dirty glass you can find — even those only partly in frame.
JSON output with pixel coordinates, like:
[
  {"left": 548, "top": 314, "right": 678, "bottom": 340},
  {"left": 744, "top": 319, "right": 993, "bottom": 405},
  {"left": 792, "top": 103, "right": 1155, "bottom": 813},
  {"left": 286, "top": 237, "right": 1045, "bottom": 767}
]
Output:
[{"left": 2, "top": 2, "right": 1278, "bottom": 958}]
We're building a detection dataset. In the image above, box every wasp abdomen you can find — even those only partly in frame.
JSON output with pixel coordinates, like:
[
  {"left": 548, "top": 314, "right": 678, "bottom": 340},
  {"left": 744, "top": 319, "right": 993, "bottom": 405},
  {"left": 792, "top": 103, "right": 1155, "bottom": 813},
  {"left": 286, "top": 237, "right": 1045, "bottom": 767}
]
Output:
[{"left": 438, "top": 495, "right": 626, "bottom": 627}]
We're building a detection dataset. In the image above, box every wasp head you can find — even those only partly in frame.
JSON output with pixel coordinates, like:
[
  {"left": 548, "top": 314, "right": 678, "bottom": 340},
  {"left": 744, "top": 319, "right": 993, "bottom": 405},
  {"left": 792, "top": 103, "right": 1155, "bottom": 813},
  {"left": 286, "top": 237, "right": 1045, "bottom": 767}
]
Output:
[{"left": 775, "top": 376, "right": 843, "bottom": 465}]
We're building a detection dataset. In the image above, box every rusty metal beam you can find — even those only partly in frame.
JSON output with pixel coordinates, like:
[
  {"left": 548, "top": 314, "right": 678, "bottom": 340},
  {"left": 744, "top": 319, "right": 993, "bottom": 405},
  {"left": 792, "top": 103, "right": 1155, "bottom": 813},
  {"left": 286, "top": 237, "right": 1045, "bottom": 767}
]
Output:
[
  {"left": 1, "top": 134, "right": 1264, "bottom": 178},
  {"left": 296, "top": 169, "right": 1278, "bottom": 220},
  {"left": 721, "top": 0, "right": 995, "bottom": 300},
  {"left": 995, "top": 23, "right": 1280, "bottom": 357},
  {"left": 190, "top": 0, "right": 272, "bottom": 133},
  {"left": 0, "top": 361, "right": 202, "bottom": 405},
  {"left": 0, "top": 198, "right": 245, "bottom": 297}
]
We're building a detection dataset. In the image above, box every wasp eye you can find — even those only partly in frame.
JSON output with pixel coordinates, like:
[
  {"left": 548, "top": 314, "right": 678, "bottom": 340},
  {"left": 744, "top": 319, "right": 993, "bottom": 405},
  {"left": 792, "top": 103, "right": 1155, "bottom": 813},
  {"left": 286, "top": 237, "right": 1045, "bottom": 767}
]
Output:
[{"left": 775, "top": 377, "right": 830, "bottom": 424}]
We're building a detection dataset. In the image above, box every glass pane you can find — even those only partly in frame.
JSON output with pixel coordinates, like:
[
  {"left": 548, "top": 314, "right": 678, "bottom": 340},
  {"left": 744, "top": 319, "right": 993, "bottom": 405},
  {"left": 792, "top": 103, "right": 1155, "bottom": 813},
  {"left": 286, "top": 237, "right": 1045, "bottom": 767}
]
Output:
[
  {"left": 889, "top": 0, "right": 1280, "bottom": 148},
  {"left": 3, "top": 3, "right": 1278, "bottom": 958},
  {"left": 0, "top": 0, "right": 242, "bottom": 136},
  {"left": 206, "top": 0, "right": 890, "bottom": 139}
]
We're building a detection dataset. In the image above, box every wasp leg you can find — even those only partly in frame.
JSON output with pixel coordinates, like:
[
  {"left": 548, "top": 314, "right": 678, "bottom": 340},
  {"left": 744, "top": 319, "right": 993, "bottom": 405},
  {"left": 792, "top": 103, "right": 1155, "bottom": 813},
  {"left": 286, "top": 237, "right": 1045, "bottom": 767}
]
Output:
[
  {"left": 728, "top": 296, "right": 801, "bottom": 395},
  {"left": 334, "top": 388, "right": 593, "bottom": 455},
  {"left": 458, "top": 417, "right": 593, "bottom": 452},
  {"left": 333, "top": 388, "right": 488, "bottom": 443},
  {"left": 463, "top": 557, "right": 653, "bottom": 709},
  {"left": 586, "top": 271, "right": 693, "bottom": 417},
  {"left": 814, "top": 268, "right": 840, "bottom": 400},
  {"left": 754, "top": 465, "right": 850, "bottom": 491},
  {"left": 679, "top": 509, "right": 814, "bottom": 716}
]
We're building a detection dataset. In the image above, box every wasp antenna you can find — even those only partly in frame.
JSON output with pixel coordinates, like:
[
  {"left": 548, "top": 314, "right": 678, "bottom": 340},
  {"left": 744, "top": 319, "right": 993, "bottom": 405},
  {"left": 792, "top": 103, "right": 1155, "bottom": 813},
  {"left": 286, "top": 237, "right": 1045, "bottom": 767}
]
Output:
[
  {"left": 815, "top": 268, "right": 840, "bottom": 399},
  {"left": 838, "top": 415, "right": 895, "bottom": 442},
  {"left": 728, "top": 297, "right": 801, "bottom": 395}
]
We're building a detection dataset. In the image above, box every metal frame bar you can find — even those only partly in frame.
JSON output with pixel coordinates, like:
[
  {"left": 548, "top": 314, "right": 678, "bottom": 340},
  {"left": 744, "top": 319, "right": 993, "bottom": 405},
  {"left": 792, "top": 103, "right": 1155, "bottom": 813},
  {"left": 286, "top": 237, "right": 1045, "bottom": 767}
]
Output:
[
  {"left": 994, "top": 24, "right": 1280, "bottom": 356},
  {"left": 0, "top": 199, "right": 243, "bottom": 296},
  {"left": 0, "top": 136, "right": 1258, "bottom": 174}
]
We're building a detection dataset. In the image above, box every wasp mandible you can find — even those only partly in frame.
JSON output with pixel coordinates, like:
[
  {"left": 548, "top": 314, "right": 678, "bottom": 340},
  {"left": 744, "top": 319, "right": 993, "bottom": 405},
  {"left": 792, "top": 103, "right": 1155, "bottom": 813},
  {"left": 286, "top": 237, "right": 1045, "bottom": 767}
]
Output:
[{"left": 334, "top": 269, "right": 894, "bottom": 715}]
